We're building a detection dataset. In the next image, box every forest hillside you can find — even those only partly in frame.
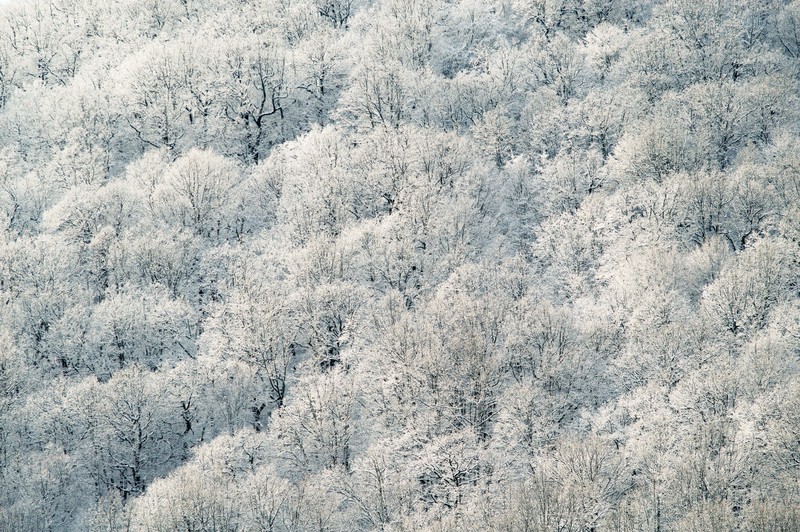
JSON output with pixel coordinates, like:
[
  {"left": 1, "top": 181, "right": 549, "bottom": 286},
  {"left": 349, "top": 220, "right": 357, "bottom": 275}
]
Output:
[{"left": 0, "top": 0, "right": 800, "bottom": 530}]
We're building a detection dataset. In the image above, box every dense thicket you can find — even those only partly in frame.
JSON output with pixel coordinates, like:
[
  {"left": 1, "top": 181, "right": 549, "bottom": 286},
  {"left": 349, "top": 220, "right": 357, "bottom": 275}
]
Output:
[{"left": 0, "top": 0, "right": 799, "bottom": 530}]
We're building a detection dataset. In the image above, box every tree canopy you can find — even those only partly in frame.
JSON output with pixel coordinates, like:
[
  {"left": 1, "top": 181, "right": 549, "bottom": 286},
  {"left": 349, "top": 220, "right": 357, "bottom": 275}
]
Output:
[{"left": 1, "top": 0, "right": 799, "bottom": 530}]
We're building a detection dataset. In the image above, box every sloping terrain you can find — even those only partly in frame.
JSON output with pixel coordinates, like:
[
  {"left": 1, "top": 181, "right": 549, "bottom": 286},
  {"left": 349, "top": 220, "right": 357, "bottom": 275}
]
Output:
[{"left": 0, "top": 0, "right": 799, "bottom": 530}]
